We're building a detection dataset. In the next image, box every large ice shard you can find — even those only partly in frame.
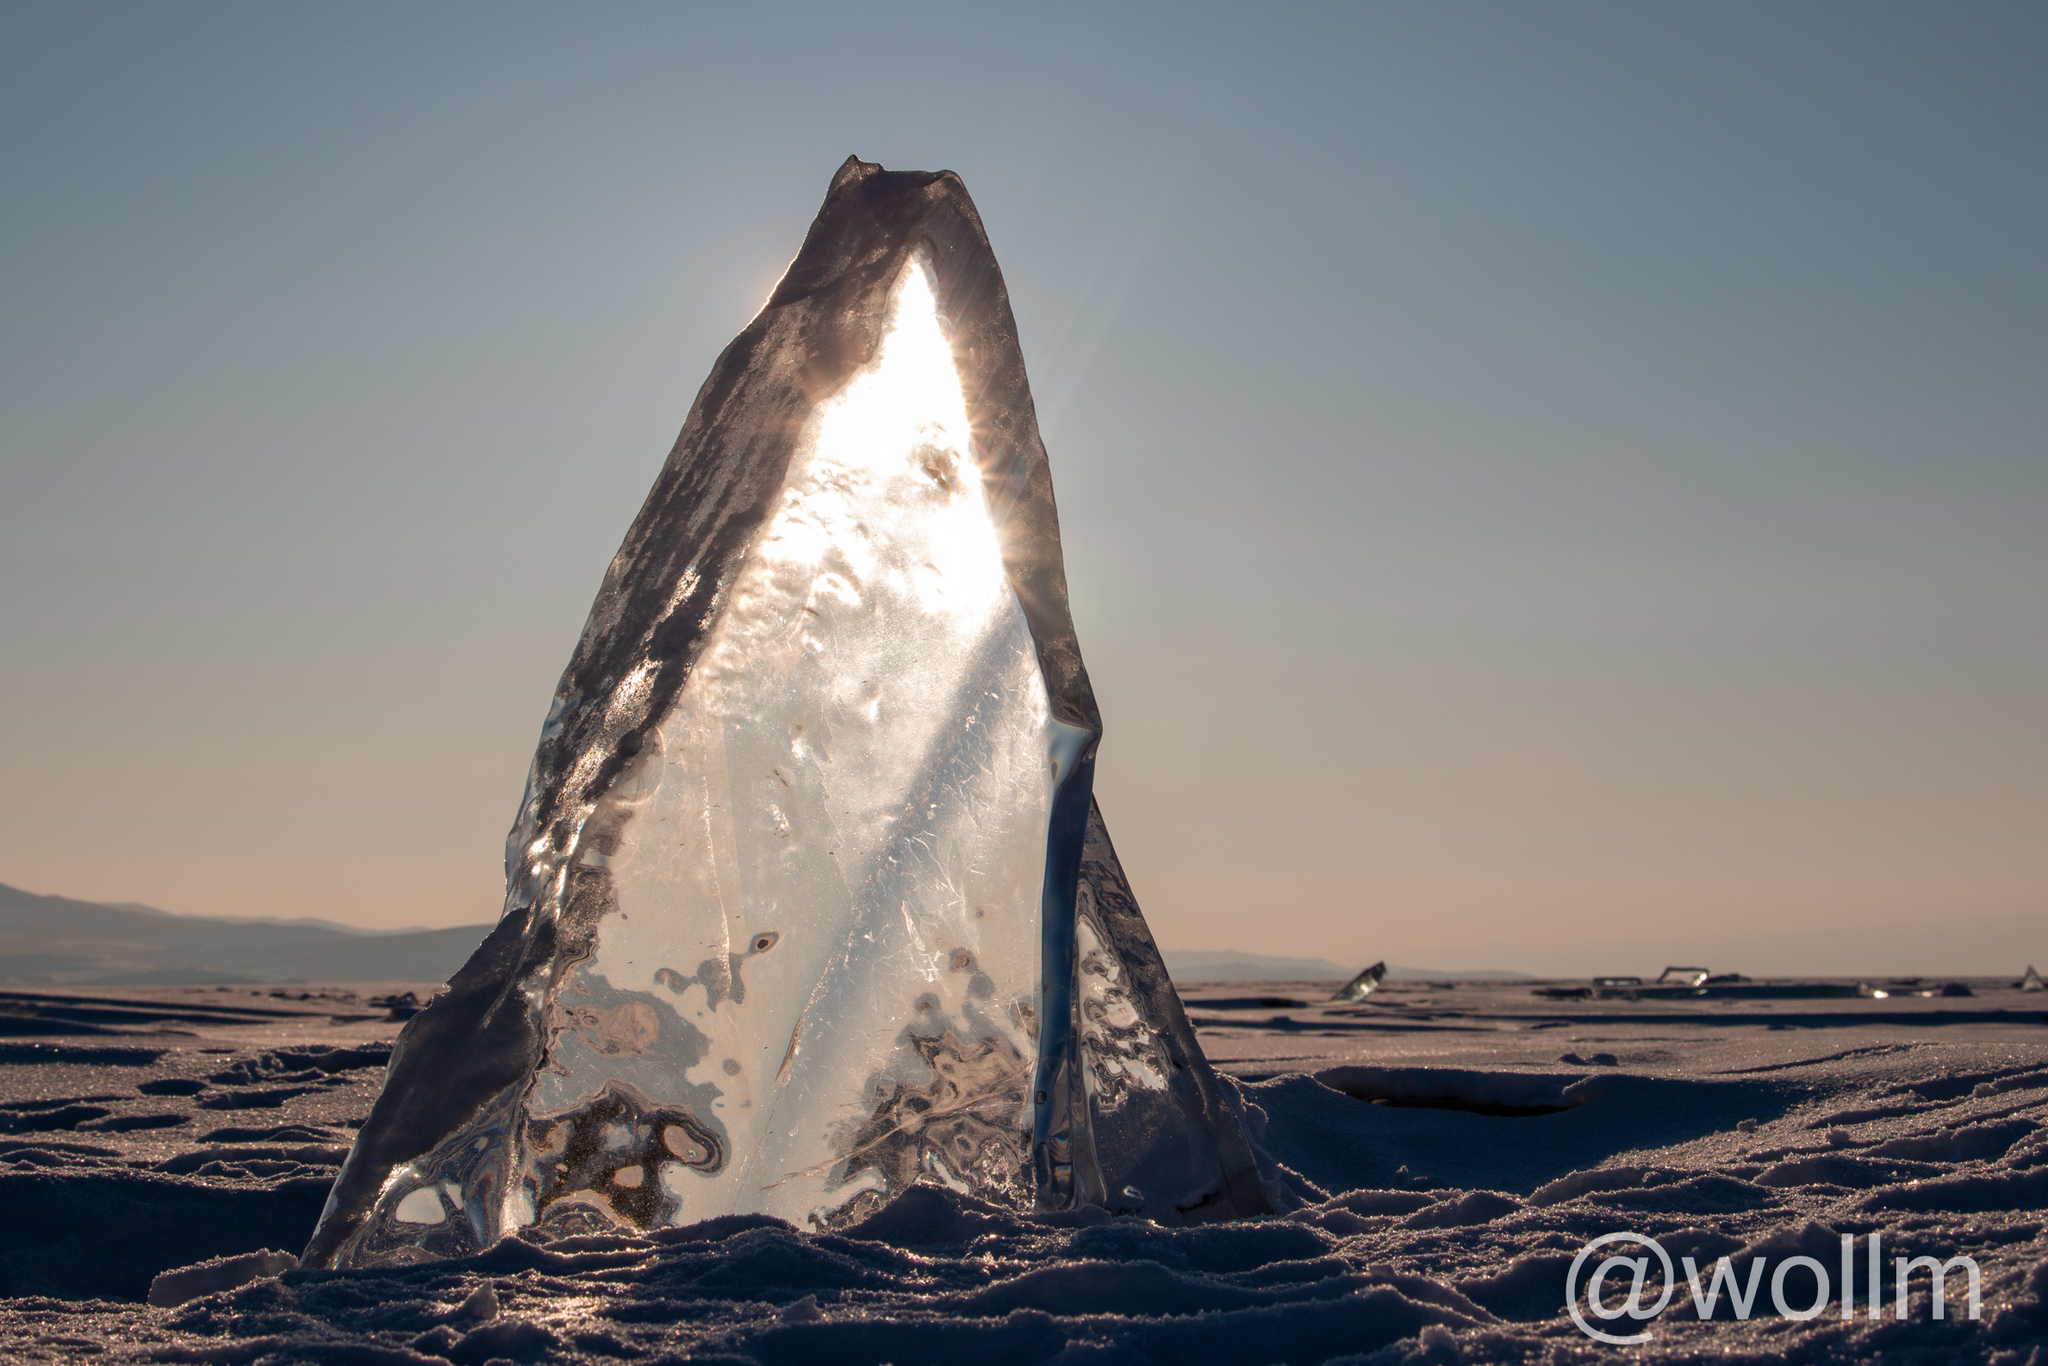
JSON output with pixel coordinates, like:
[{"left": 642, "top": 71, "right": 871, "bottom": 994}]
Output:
[{"left": 303, "top": 158, "right": 1269, "bottom": 1269}]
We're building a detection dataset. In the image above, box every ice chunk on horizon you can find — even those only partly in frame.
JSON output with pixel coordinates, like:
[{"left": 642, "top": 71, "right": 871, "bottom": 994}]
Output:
[
  {"left": 302, "top": 158, "right": 1269, "bottom": 1270},
  {"left": 1332, "top": 961, "right": 1387, "bottom": 1002}
]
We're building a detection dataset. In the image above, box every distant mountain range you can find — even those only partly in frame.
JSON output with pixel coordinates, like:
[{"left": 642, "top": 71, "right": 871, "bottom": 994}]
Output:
[
  {"left": 0, "top": 882, "right": 1529, "bottom": 987},
  {"left": 0, "top": 883, "right": 491, "bottom": 986},
  {"left": 1161, "top": 950, "right": 1530, "bottom": 983}
]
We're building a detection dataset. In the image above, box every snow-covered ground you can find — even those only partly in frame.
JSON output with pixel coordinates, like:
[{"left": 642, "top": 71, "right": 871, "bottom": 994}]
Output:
[{"left": 3, "top": 978, "right": 2045, "bottom": 1363}]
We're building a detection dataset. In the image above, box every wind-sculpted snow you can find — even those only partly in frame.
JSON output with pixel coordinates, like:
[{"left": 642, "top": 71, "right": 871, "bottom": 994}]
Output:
[{"left": 4, "top": 978, "right": 2048, "bottom": 1362}]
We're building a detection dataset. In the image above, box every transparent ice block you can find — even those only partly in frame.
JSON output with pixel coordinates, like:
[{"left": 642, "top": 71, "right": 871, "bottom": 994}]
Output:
[{"left": 304, "top": 158, "right": 1269, "bottom": 1269}]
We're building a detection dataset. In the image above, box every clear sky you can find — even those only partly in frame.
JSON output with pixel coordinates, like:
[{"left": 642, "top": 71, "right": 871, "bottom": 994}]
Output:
[{"left": 3, "top": 3, "right": 2042, "bottom": 976}]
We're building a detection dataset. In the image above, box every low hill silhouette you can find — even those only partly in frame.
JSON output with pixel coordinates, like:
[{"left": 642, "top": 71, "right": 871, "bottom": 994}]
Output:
[{"left": 0, "top": 882, "right": 490, "bottom": 985}]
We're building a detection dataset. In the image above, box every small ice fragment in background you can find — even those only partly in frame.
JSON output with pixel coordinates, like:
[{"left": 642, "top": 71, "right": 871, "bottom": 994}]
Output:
[
  {"left": 372, "top": 992, "right": 422, "bottom": 1021},
  {"left": 1332, "top": 961, "right": 1387, "bottom": 1001},
  {"left": 1863, "top": 978, "right": 1948, "bottom": 999},
  {"left": 2022, "top": 965, "right": 2044, "bottom": 991},
  {"left": 146, "top": 1249, "right": 299, "bottom": 1308},
  {"left": 1657, "top": 966, "right": 1710, "bottom": 987}
]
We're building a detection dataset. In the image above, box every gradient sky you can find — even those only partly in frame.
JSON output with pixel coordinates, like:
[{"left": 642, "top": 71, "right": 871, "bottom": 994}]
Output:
[{"left": 3, "top": 3, "right": 2043, "bottom": 976}]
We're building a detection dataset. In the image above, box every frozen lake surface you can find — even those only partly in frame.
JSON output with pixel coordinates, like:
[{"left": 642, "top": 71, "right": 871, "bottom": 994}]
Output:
[{"left": 3, "top": 977, "right": 2045, "bottom": 1363}]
